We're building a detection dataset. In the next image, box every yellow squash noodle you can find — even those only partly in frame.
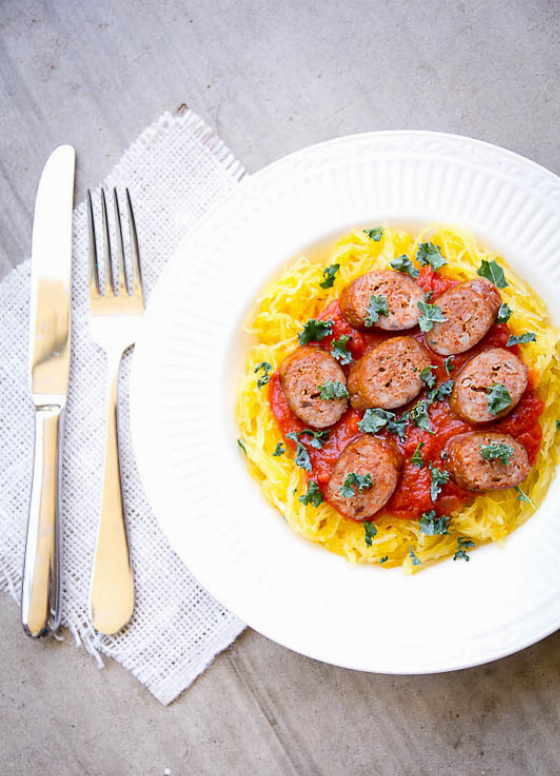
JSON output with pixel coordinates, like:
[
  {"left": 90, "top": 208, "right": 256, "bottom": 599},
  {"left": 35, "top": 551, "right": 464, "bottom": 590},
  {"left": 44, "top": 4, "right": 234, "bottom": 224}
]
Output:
[{"left": 236, "top": 224, "right": 560, "bottom": 573}]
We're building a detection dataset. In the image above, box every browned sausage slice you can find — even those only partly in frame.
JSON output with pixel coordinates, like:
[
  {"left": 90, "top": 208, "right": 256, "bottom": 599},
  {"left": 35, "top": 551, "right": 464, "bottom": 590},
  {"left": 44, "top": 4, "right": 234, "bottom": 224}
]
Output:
[
  {"left": 348, "top": 336, "right": 432, "bottom": 410},
  {"left": 339, "top": 270, "right": 426, "bottom": 331},
  {"left": 447, "top": 431, "right": 530, "bottom": 491},
  {"left": 426, "top": 278, "right": 502, "bottom": 356},
  {"left": 450, "top": 348, "right": 528, "bottom": 424},
  {"left": 326, "top": 435, "right": 402, "bottom": 520},
  {"left": 280, "top": 345, "right": 348, "bottom": 429}
]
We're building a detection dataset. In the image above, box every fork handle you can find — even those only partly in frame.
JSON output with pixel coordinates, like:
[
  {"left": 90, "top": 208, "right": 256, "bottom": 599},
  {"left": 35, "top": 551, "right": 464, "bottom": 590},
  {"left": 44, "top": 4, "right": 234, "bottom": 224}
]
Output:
[
  {"left": 89, "top": 359, "right": 134, "bottom": 635},
  {"left": 21, "top": 404, "right": 63, "bottom": 638}
]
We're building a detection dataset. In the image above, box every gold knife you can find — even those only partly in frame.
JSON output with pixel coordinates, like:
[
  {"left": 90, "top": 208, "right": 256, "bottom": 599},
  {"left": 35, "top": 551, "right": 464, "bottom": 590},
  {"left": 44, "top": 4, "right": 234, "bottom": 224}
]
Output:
[{"left": 21, "top": 145, "right": 76, "bottom": 638}]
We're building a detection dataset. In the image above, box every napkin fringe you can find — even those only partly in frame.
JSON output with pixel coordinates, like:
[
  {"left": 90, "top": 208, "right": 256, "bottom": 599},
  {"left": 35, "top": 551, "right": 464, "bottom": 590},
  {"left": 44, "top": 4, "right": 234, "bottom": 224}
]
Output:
[{"left": 107, "top": 110, "right": 247, "bottom": 189}]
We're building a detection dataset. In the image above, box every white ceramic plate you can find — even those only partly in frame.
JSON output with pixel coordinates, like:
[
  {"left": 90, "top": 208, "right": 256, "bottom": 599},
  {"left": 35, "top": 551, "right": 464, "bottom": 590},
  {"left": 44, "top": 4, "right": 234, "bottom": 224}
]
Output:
[{"left": 130, "top": 131, "right": 560, "bottom": 673}]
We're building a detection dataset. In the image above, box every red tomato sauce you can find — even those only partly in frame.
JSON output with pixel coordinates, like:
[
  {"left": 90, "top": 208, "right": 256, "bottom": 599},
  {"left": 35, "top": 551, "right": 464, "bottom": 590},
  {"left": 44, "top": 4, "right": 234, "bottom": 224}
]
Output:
[{"left": 268, "top": 269, "right": 545, "bottom": 523}]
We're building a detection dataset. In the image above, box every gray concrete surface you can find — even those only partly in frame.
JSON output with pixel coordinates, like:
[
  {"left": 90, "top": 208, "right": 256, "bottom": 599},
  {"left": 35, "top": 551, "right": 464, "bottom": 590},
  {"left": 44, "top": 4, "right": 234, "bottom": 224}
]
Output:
[{"left": 2, "top": 0, "right": 560, "bottom": 773}]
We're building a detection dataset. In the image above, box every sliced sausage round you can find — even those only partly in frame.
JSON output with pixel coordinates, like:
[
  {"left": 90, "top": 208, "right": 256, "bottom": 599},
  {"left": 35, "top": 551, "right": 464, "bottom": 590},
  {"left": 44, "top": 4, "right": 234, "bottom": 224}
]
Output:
[
  {"left": 450, "top": 348, "right": 528, "bottom": 424},
  {"left": 348, "top": 336, "right": 432, "bottom": 410},
  {"left": 280, "top": 345, "right": 348, "bottom": 429},
  {"left": 326, "top": 435, "right": 402, "bottom": 520},
  {"left": 447, "top": 431, "right": 530, "bottom": 491},
  {"left": 426, "top": 278, "right": 502, "bottom": 356},
  {"left": 339, "top": 270, "right": 426, "bottom": 331}
]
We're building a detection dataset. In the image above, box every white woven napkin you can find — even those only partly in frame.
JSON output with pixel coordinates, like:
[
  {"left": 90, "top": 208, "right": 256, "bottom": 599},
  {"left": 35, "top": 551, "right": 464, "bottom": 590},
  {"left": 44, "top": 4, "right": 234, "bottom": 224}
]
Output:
[{"left": 0, "top": 110, "right": 246, "bottom": 705}]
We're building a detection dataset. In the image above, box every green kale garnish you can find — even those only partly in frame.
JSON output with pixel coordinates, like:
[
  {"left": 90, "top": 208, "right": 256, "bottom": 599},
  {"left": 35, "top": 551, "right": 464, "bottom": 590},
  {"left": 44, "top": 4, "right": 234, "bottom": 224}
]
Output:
[
  {"left": 411, "top": 442, "right": 425, "bottom": 468},
  {"left": 453, "top": 537, "right": 475, "bottom": 562},
  {"left": 364, "top": 521, "right": 378, "bottom": 547},
  {"left": 358, "top": 408, "right": 395, "bottom": 434},
  {"left": 298, "top": 481, "right": 323, "bottom": 507},
  {"left": 390, "top": 255, "right": 419, "bottom": 278},
  {"left": 330, "top": 335, "right": 354, "bottom": 365},
  {"left": 339, "top": 472, "right": 374, "bottom": 498},
  {"left": 409, "top": 547, "right": 422, "bottom": 566},
  {"left": 496, "top": 303, "right": 512, "bottom": 323},
  {"left": 477, "top": 259, "right": 508, "bottom": 289},
  {"left": 298, "top": 318, "right": 334, "bottom": 345},
  {"left": 416, "top": 242, "right": 447, "bottom": 271},
  {"left": 429, "top": 461, "right": 450, "bottom": 501},
  {"left": 285, "top": 431, "right": 312, "bottom": 472},
  {"left": 364, "top": 227, "right": 383, "bottom": 241},
  {"left": 417, "top": 301, "right": 446, "bottom": 333},
  {"left": 480, "top": 442, "right": 514, "bottom": 465},
  {"left": 319, "top": 263, "right": 340, "bottom": 289},
  {"left": 298, "top": 429, "right": 330, "bottom": 449},
  {"left": 254, "top": 361, "right": 272, "bottom": 389},
  {"left": 410, "top": 401, "right": 433, "bottom": 433},
  {"left": 419, "top": 510, "right": 450, "bottom": 535},
  {"left": 506, "top": 332, "right": 536, "bottom": 347},
  {"left": 486, "top": 383, "right": 512, "bottom": 416},
  {"left": 318, "top": 381, "right": 350, "bottom": 400},
  {"left": 364, "top": 294, "right": 389, "bottom": 327}
]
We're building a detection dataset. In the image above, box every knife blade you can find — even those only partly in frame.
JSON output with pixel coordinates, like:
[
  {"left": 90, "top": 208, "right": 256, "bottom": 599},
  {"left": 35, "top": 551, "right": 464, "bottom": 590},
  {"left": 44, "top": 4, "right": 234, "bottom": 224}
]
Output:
[{"left": 21, "top": 145, "right": 75, "bottom": 638}]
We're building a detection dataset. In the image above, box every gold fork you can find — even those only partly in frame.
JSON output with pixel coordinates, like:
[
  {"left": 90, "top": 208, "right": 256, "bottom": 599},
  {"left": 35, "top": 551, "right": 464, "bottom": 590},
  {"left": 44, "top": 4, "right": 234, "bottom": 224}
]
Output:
[{"left": 87, "top": 189, "right": 144, "bottom": 635}]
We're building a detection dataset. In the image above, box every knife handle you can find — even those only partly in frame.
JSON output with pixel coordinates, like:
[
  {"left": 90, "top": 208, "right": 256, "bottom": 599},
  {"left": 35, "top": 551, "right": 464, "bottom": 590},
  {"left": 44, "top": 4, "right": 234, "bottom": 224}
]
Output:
[{"left": 21, "top": 404, "right": 63, "bottom": 638}]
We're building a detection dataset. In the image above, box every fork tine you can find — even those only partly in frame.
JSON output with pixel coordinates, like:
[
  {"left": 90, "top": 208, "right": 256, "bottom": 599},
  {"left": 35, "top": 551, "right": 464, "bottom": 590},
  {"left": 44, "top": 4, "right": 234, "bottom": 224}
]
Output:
[
  {"left": 100, "top": 189, "right": 114, "bottom": 296},
  {"left": 87, "top": 190, "right": 100, "bottom": 296},
  {"left": 113, "top": 189, "right": 127, "bottom": 296},
  {"left": 126, "top": 189, "right": 143, "bottom": 300}
]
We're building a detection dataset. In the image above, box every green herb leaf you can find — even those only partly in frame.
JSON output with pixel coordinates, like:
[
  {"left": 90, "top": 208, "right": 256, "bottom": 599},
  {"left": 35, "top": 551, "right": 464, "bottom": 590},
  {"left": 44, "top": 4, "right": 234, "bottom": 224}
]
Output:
[
  {"left": 285, "top": 431, "right": 312, "bottom": 472},
  {"left": 429, "top": 462, "right": 450, "bottom": 501},
  {"left": 299, "top": 429, "right": 330, "bottom": 450},
  {"left": 419, "top": 510, "right": 450, "bottom": 535},
  {"left": 390, "top": 255, "right": 419, "bottom": 278},
  {"left": 298, "top": 481, "right": 324, "bottom": 507},
  {"left": 427, "top": 380, "right": 454, "bottom": 403},
  {"left": 477, "top": 259, "right": 508, "bottom": 288},
  {"left": 330, "top": 335, "right": 354, "bottom": 365},
  {"left": 339, "top": 472, "right": 374, "bottom": 498},
  {"left": 480, "top": 442, "right": 514, "bottom": 465},
  {"left": 358, "top": 408, "right": 395, "bottom": 434},
  {"left": 556, "top": 419, "right": 560, "bottom": 431},
  {"left": 515, "top": 485, "right": 535, "bottom": 508},
  {"left": 272, "top": 442, "right": 285, "bottom": 457},
  {"left": 444, "top": 356, "right": 455, "bottom": 375},
  {"left": 453, "top": 537, "right": 475, "bottom": 562},
  {"left": 364, "top": 294, "right": 389, "bottom": 327},
  {"left": 387, "top": 413, "right": 409, "bottom": 442},
  {"left": 318, "top": 380, "right": 350, "bottom": 400},
  {"left": 409, "top": 547, "right": 422, "bottom": 566},
  {"left": 486, "top": 383, "right": 512, "bottom": 416},
  {"left": 364, "top": 521, "right": 378, "bottom": 547},
  {"left": 420, "top": 366, "right": 437, "bottom": 389},
  {"left": 416, "top": 242, "right": 447, "bottom": 271},
  {"left": 506, "top": 332, "right": 537, "bottom": 347},
  {"left": 411, "top": 442, "right": 425, "bottom": 468},
  {"left": 410, "top": 401, "right": 433, "bottom": 434},
  {"left": 379, "top": 556, "right": 389, "bottom": 564},
  {"left": 319, "top": 263, "right": 340, "bottom": 289},
  {"left": 364, "top": 227, "right": 383, "bottom": 242},
  {"left": 254, "top": 361, "right": 272, "bottom": 388},
  {"left": 298, "top": 318, "right": 335, "bottom": 346},
  {"left": 417, "top": 301, "right": 446, "bottom": 333},
  {"left": 237, "top": 438, "right": 247, "bottom": 454},
  {"left": 496, "top": 303, "right": 512, "bottom": 324}
]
